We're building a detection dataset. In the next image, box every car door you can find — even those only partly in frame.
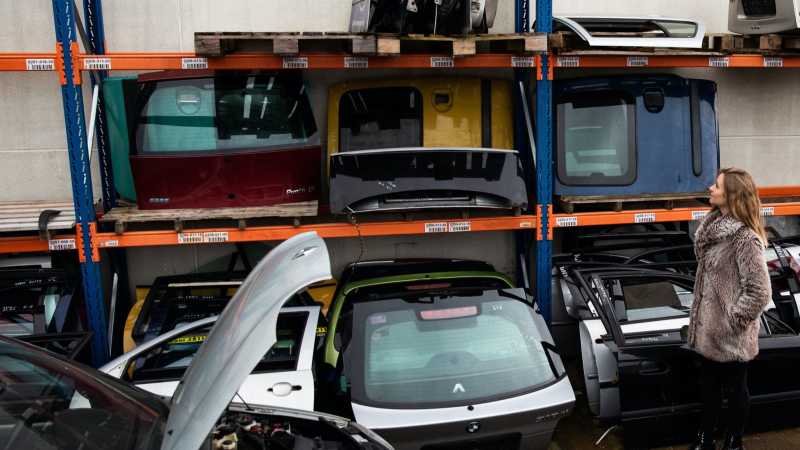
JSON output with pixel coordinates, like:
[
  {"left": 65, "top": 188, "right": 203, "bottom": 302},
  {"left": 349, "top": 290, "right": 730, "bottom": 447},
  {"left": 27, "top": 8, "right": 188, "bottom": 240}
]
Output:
[
  {"left": 118, "top": 306, "right": 319, "bottom": 411},
  {"left": 582, "top": 271, "right": 700, "bottom": 426}
]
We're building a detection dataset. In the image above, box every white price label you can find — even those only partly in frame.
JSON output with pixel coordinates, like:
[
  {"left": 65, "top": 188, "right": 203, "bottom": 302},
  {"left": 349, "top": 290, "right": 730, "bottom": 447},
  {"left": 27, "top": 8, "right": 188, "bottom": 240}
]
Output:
[
  {"left": 557, "top": 56, "right": 580, "bottom": 68},
  {"left": 344, "top": 57, "right": 368, "bottom": 69},
  {"left": 708, "top": 57, "right": 730, "bottom": 68},
  {"left": 203, "top": 231, "right": 229, "bottom": 243},
  {"left": 26, "top": 58, "right": 55, "bottom": 71},
  {"left": 519, "top": 221, "right": 533, "bottom": 229},
  {"left": 556, "top": 216, "right": 578, "bottom": 227},
  {"left": 282, "top": 57, "right": 308, "bottom": 69},
  {"left": 178, "top": 233, "right": 204, "bottom": 244},
  {"left": 761, "top": 207, "right": 775, "bottom": 216},
  {"left": 448, "top": 221, "right": 471, "bottom": 233},
  {"left": 83, "top": 57, "right": 112, "bottom": 70},
  {"left": 691, "top": 210, "right": 708, "bottom": 221},
  {"left": 430, "top": 56, "right": 454, "bottom": 68},
  {"left": 634, "top": 212, "right": 657, "bottom": 223},
  {"left": 48, "top": 238, "right": 76, "bottom": 251},
  {"left": 763, "top": 57, "right": 784, "bottom": 68},
  {"left": 511, "top": 56, "right": 536, "bottom": 68},
  {"left": 181, "top": 57, "right": 208, "bottom": 69},
  {"left": 424, "top": 222, "right": 448, "bottom": 233},
  {"left": 101, "top": 240, "right": 119, "bottom": 248},
  {"left": 626, "top": 56, "right": 648, "bottom": 67}
]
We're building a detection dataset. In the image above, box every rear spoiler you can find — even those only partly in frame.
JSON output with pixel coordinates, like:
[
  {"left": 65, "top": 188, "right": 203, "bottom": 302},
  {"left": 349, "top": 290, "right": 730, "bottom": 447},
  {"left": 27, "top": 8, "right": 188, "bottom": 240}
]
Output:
[{"left": 329, "top": 147, "right": 528, "bottom": 214}]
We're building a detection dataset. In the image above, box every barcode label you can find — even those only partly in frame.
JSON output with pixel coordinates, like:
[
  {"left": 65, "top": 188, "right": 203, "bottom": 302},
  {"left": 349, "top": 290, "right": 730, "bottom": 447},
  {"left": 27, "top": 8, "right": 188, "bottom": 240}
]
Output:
[
  {"left": 203, "top": 231, "right": 229, "bottom": 243},
  {"left": 557, "top": 56, "right": 580, "bottom": 68},
  {"left": 424, "top": 222, "right": 448, "bottom": 233},
  {"left": 448, "top": 221, "right": 471, "bottom": 232},
  {"left": 763, "top": 57, "right": 783, "bottom": 68},
  {"left": 178, "top": 233, "right": 204, "bottom": 244},
  {"left": 761, "top": 207, "right": 775, "bottom": 216},
  {"left": 48, "top": 238, "right": 76, "bottom": 251},
  {"left": 181, "top": 57, "right": 208, "bottom": 69},
  {"left": 692, "top": 210, "right": 708, "bottom": 221},
  {"left": 708, "top": 57, "right": 729, "bottom": 68},
  {"left": 430, "top": 56, "right": 454, "bottom": 68},
  {"left": 519, "top": 221, "right": 533, "bottom": 229},
  {"left": 101, "top": 240, "right": 119, "bottom": 248},
  {"left": 26, "top": 58, "right": 55, "bottom": 71},
  {"left": 626, "top": 56, "right": 648, "bottom": 67},
  {"left": 556, "top": 216, "right": 578, "bottom": 227},
  {"left": 344, "top": 57, "right": 368, "bottom": 69},
  {"left": 282, "top": 57, "right": 308, "bottom": 69},
  {"left": 83, "top": 57, "right": 112, "bottom": 70},
  {"left": 511, "top": 56, "right": 536, "bottom": 68},
  {"left": 634, "top": 212, "right": 657, "bottom": 223}
]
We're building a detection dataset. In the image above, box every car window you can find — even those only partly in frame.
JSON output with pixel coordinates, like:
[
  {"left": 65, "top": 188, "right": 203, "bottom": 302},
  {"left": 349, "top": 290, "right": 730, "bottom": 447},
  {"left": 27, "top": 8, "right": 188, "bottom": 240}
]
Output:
[
  {"left": 349, "top": 291, "right": 557, "bottom": 408},
  {"left": 124, "top": 311, "right": 309, "bottom": 383},
  {"left": 603, "top": 278, "right": 693, "bottom": 323},
  {"left": 338, "top": 87, "right": 422, "bottom": 152},
  {"left": 557, "top": 91, "right": 636, "bottom": 186},
  {"left": 0, "top": 340, "right": 163, "bottom": 450},
  {"left": 136, "top": 74, "right": 317, "bottom": 154}
]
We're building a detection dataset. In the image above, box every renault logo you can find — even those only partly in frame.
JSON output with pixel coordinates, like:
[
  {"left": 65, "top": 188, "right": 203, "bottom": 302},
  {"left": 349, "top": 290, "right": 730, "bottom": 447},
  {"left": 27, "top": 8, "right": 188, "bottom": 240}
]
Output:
[{"left": 466, "top": 421, "right": 481, "bottom": 433}]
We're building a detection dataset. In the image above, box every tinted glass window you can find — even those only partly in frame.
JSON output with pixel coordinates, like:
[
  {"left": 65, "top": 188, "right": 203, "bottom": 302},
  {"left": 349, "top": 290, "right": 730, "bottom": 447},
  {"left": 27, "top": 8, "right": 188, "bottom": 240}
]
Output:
[
  {"left": 136, "top": 73, "right": 317, "bottom": 154},
  {"left": 603, "top": 278, "right": 693, "bottom": 323},
  {"left": 338, "top": 87, "right": 422, "bottom": 152},
  {"left": 0, "top": 339, "right": 164, "bottom": 450},
  {"left": 349, "top": 292, "right": 556, "bottom": 408},
  {"left": 557, "top": 92, "right": 636, "bottom": 185},
  {"left": 125, "top": 311, "right": 309, "bottom": 383}
]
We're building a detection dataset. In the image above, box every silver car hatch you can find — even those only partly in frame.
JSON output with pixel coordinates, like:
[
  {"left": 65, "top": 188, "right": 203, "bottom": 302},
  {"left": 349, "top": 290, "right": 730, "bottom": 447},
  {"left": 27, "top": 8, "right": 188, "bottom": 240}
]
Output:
[
  {"left": 553, "top": 16, "right": 705, "bottom": 49},
  {"left": 161, "top": 232, "right": 331, "bottom": 450}
]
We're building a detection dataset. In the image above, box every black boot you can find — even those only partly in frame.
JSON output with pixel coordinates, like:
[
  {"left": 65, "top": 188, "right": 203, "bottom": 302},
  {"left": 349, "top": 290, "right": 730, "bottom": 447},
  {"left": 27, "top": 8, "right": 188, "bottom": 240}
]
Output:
[
  {"left": 688, "top": 431, "right": 716, "bottom": 450},
  {"left": 721, "top": 433, "right": 743, "bottom": 450}
]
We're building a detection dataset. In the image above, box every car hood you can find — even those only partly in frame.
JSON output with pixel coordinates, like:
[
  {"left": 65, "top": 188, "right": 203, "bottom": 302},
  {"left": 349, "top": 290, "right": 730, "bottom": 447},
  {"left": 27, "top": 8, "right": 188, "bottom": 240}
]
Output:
[{"left": 161, "top": 232, "right": 331, "bottom": 450}]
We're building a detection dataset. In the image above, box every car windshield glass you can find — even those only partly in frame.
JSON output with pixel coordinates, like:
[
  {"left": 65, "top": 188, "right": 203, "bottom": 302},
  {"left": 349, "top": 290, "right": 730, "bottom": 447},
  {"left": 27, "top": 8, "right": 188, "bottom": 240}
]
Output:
[
  {"left": 338, "top": 87, "right": 422, "bottom": 152},
  {"left": 0, "top": 338, "right": 165, "bottom": 450},
  {"left": 137, "top": 73, "right": 317, "bottom": 154},
  {"left": 349, "top": 290, "right": 556, "bottom": 408},
  {"left": 557, "top": 92, "right": 635, "bottom": 185}
]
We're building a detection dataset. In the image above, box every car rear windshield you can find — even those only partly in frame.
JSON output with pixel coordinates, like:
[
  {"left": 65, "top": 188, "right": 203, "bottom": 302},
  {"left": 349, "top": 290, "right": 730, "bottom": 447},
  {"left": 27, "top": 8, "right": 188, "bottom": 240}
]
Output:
[
  {"left": 338, "top": 87, "right": 423, "bottom": 152},
  {"left": 136, "top": 73, "right": 317, "bottom": 154},
  {"left": 348, "top": 290, "right": 557, "bottom": 408}
]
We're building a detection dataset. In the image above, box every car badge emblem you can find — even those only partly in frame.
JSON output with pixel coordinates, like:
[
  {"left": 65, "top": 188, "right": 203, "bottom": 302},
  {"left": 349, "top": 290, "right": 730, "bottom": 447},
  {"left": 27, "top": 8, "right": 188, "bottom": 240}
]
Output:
[
  {"left": 466, "top": 421, "right": 481, "bottom": 433},
  {"left": 453, "top": 383, "right": 465, "bottom": 394}
]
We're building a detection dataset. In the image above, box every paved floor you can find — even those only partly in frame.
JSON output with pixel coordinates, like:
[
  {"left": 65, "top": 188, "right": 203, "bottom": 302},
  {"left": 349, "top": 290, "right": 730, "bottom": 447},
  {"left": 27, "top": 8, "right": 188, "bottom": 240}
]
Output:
[{"left": 550, "top": 391, "right": 800, "bottom": 449}]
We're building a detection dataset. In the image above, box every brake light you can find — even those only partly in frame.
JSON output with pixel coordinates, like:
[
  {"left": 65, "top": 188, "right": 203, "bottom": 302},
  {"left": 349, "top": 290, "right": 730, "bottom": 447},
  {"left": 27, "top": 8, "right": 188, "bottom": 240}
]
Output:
[
  {"left": 405, "top": 282, "right": 452, "bottom": 291},
  {"left": 420, "top": 306, "right": 478, "bottom": 320}
]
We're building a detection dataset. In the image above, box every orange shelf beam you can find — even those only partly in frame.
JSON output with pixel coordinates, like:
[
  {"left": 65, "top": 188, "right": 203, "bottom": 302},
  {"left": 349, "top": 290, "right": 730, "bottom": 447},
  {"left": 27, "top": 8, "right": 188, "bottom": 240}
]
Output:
[
  {"left": 0, "top": 53, "right": 57, "bottom": 71},
  {"left": 554, "top": 54, "right": 800, "bottom": 69},
  {"left": 0, "top": 235, "right": 76, "bottom": 254},
  {"left": 94, "top": 215, "right": 537, "bottom": 249},
  {"left": 759, "top": 186, "right": 800, "bottom": 198}
]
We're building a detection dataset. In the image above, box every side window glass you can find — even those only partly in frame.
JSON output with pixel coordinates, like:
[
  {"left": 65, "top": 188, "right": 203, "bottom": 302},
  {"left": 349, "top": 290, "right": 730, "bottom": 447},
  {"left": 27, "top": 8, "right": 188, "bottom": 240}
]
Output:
[
  {"left": 124, "top": 312, "right": 309, "bottom": 383},
  {"left": 606, "top": 278, "right": 693, "bottom": 323}
]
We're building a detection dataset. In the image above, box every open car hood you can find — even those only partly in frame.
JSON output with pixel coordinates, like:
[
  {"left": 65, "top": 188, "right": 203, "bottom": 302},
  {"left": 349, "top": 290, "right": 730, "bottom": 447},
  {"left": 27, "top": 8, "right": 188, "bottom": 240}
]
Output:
[
  {"left": 553, "top": 16, "right": 705, "bottom": 48},
  {"left": 161, "top": 232, "right": 331, "bottom": 450},
  {"left": 329, "top": 147, "right": 528, "bottom": 214}
]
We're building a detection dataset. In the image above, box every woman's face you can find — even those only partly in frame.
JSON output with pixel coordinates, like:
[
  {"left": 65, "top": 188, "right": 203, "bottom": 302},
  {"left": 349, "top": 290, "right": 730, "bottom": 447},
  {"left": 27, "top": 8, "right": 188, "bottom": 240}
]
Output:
[{"left": 709, "top": 173, "right": 726, "bottom": 207}]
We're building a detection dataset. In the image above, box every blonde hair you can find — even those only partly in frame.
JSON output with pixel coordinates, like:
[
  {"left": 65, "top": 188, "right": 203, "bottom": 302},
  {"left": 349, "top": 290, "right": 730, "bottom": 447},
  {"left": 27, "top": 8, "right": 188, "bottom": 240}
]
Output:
[{"left": 715, "top": 167, "right": 767, "bottom": 244}]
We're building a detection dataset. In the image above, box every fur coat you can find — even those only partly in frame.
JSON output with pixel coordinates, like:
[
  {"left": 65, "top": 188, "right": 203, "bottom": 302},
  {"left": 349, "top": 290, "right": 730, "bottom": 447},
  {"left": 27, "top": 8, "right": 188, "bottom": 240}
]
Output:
[{"left": 687, "top": 210, "right": 771, "bottom": 362}]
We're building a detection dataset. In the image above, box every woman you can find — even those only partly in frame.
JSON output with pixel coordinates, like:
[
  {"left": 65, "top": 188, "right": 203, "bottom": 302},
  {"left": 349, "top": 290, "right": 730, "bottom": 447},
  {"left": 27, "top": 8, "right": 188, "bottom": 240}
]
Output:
[{"left": 687, "top": 167, "right": 772, "bottom": 450}]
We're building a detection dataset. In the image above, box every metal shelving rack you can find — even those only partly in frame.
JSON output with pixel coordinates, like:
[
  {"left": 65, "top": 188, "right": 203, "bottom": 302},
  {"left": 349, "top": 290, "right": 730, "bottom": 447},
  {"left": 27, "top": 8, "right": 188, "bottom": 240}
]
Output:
[{"left": 1, "top": 0, "right": 797, "bottom": 362}]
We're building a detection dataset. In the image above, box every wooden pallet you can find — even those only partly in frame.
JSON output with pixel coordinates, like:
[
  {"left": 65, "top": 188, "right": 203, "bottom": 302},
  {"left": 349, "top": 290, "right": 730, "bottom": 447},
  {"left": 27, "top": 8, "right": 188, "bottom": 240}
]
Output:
[
  {"left": 550, "top": 30, "right": 800, "bottom": 55},
  {"left": 195, "top": 31, "right": 546, "bottom": 57},
  {"left": 0, "top": 201, "right": 76, "bottom": 236},
  {"left": 99, "top": 201, "right": 318, "bottom": 234},
  {"left": 558, "top": 193, "right": 709, "bottom": 214}
]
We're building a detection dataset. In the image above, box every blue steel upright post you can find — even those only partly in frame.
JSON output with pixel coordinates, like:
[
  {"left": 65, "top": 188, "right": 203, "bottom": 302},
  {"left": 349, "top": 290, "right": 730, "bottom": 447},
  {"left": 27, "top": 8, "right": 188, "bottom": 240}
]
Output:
[
  {"left": 83, "top": 0, "right": 116, "bottom": 211},
  {"left": 52, "top": 0, "right": 109, "bottom": 365},
  {"left": 535, "top": 0, "right": 553, "bottom": 322}
]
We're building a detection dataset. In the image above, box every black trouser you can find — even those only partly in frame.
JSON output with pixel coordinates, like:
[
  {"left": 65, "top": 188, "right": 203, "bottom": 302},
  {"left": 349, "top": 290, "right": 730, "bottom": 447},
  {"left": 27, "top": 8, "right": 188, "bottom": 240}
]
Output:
[{"left": 698, "top": 355, "right": 750, "bottom": 436}]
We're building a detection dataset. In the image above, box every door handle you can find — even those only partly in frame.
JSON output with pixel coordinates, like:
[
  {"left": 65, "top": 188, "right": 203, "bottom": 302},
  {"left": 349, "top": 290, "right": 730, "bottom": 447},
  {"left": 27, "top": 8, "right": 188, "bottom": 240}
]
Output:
[
  {"left": 268, "top": 382, "right": 302, "bottom": 397},
  {"left": 639, "top": 361, "right": 670, "bottom": 376}
]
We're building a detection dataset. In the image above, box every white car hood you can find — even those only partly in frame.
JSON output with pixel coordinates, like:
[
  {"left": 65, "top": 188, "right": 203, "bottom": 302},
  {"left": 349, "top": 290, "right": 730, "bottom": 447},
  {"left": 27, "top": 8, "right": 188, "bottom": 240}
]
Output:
[{"left": 161, "top": 232, "right": 331, "bottom": 450}]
